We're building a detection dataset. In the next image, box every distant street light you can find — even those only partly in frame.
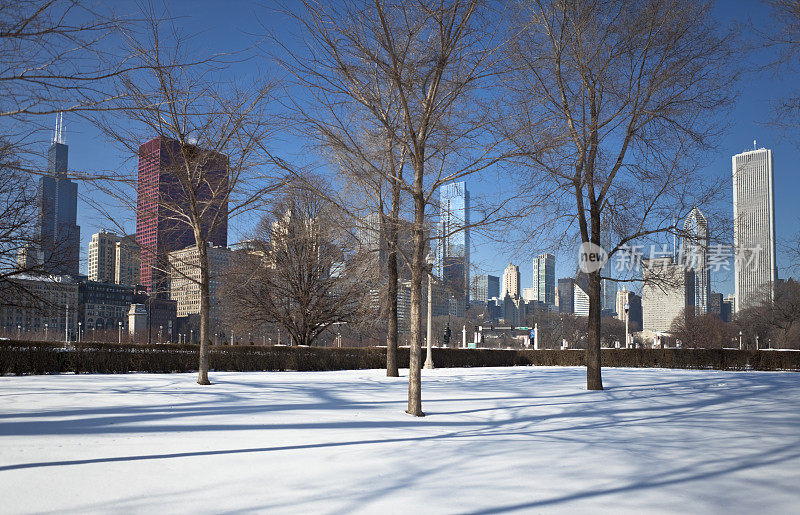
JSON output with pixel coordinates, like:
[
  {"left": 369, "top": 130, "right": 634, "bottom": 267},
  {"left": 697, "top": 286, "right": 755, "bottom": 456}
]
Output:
[
  {"left": 44, "top": 323, "right": 48, "bottom": 341},
  {"left": 624, "top": 302, "right": 630, "bottom": 349},
  {"left": 118, "top": 321, "right": 123, "bottom": 344},
  {"left": 424, "top": 252, "right": 435, "bottom": 370},
  {"left": 739, "top": 330, "right": 743, "bottom": 350},
  {"left": 78, "top": 322, "right": 82, "bottom": 342},
  {"left": 17, "top": 324, "right": 21, "bottom": 339}
]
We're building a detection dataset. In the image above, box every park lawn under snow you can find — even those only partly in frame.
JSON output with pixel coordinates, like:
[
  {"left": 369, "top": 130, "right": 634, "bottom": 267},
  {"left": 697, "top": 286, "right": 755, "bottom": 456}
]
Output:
[{"left": 1, "top": 367, "right": 799, "bottom": 514}]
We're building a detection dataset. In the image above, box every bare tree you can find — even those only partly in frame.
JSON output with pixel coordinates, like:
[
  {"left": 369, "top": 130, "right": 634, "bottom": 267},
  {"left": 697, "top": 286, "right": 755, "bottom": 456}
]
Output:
[
  {"left": 0, "top": 0, "right": 127, "bottom": 120},
  {"left": 222, "top": 184, "right": 369, "bottom": 347},
  {"left": 737, "top": 279, "right": 800, "bottom": 349},
  {"left": 88, "top": 12, "right": 285, "bottom": 385},
  {"left": 761, "top": 0, "right": 800, "bottom": 130},
  {"left": 670, "top": 308, "right": 734, "bottom": 348},
  {"left": 503, "top": 0, "right": 737, "bottom": 389},
  {"left": 284, "top": 0, "right": 504, "bottom": 416}
]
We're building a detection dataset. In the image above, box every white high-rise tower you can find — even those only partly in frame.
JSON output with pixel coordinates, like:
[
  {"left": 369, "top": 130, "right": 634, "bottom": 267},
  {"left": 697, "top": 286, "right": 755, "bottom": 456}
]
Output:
[
  {"left": 501, "top": 263, "right": 520, "bottom": 298},
  {"left": 683, "top": 208, "right": 710, "bottom": 314},
  {"left": 732, "top": 147, "right": 777, "bottom": 312}
]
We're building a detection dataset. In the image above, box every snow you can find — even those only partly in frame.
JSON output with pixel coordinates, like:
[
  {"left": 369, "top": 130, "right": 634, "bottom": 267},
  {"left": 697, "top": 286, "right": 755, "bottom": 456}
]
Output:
[{"left": 1, "top": 367, "right": 799, "bottom": 513}]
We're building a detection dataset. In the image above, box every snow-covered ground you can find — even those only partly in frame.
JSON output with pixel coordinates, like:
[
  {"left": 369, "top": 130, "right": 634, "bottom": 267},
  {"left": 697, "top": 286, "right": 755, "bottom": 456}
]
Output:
[{"left": 1, "top": 367, "right": 799, "bottom": 514}]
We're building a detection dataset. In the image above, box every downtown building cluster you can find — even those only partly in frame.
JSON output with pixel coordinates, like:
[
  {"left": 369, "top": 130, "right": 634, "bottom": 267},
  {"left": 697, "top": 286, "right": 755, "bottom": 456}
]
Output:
[{"left": 1, "top": 128, "right": 236, "bottom": 343}]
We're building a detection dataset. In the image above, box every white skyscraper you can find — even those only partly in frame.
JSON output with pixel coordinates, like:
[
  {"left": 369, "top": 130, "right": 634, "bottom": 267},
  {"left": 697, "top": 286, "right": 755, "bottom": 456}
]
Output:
[
  {"left": 732, "top": 147, "right": 777, "bottom": 312},
  {"left": 88, "top": 230, "right": 122, "bottom": 283},
  {"left": 501, "top": 262, "right": 520, "bottom": 299},
  {"left": 683, "top": 208, "right": 710, "bottom": 314}
]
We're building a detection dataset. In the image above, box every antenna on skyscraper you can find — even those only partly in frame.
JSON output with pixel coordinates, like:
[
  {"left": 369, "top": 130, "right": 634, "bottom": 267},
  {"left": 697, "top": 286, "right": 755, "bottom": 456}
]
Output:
[{"left": 53, "top": 112, "right": 64, "bottom": 144}]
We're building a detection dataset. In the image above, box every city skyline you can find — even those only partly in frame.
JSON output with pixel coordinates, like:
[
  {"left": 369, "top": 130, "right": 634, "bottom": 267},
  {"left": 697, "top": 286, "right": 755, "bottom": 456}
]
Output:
[{"left": 22, "top": 2, "right": 799, "bottom": 303}]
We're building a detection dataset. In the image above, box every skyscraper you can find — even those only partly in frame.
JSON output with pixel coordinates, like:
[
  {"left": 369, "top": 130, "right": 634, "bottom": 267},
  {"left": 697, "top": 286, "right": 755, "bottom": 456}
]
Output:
[
  {"left": 471, "top": 274, "right": 500, "bottom": 303},
  {"left": 682, "top": 208, "right": 710, "bottom": 314},
  {"left": 532, "top": 253, "right": 555, "bottom": 306},
  {"left": 501, "top": 263, "right": 520, "bottom": 298},
  {"left": 557, "top": 278, "right": 575, "bottom": 313},
  {"left": 37, "top": 113, "right": 80, "bottom": 275},
  {"left": 642, "top": 257, "right": 694, "bottom": 333},
  {"left": 115, "top": 236, "right": 140, "bottom": 286},
  {"left": 88, "top": 230, "right": 121, "bottom": 283},
  {"left": 136, "top": 137, "right": 228, "bottom": 295},
  {"left": 438, "top": 182, "right": 470, "bottom": 305},
  {"left": 732, "top": 147, "right": 777, "bottom": 311},
  {"left": 601, "top": 278, "right": 618, "bottom": 315}
]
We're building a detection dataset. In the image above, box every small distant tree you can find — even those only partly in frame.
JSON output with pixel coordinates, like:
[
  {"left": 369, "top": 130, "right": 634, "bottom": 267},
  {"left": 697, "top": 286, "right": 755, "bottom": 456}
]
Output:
[
  {"left": 737, "top": 279, "right": 800, "bottom": 349},
  {"left": 222, "top": 185, "right": 368, "bottom": 347},
  {"left": 670, "top": 308, "right": 733, "bottom": 348}
]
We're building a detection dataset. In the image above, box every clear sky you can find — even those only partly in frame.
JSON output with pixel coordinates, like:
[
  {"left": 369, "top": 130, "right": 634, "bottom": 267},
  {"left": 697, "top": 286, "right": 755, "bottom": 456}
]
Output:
[{"left": 57, "top": 0, "right": 797, "bottom": 297}]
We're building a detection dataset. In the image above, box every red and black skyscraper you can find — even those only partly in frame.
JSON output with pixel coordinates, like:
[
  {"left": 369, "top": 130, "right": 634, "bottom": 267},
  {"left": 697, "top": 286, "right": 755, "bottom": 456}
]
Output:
[{"left": 136, "top": 137, "right": 228, "bottom": 296}]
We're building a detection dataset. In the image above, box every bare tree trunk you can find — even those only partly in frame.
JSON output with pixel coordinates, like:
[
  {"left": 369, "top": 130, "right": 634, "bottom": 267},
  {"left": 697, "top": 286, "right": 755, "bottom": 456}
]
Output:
[
  {"left": 386, "top": 241, "right": 400, "bottom": 376},
  {"left": 407, "top": 189, "right": 425, "bottom": 417},
  {"left": 385, "top": 177, "right": 401, "bottom": 377},
  {"left": 586, "top": 269, "right": 603, "bottom": 390},
  {"left": 196, "top": 237, "right": 211, "bottom": 385}
]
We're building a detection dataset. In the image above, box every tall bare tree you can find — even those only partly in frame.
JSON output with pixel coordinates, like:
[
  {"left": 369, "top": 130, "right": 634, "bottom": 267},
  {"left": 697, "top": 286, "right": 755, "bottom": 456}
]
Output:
[
  {"left": 284, "top": 0, "right": 504, "bottom": 416},
  {"left": 504, "top": 0, "right": 737, "bottom": 389},
  {"left": 89, "top": 12, "right": 285, "bottom": 385}
]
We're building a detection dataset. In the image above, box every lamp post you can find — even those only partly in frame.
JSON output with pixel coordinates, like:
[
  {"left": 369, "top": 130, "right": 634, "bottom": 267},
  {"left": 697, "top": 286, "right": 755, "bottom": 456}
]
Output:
[
  {"left": 118, "top": 321, "right": 122, "bottom": 344},
  {"left": 65, "top": 303, "right": 69, "bottom": 343},
  {"left": 44, "top": 323, "right": 48, "bottom": 341},
  {"left": 624, "top": 302, "right": 630, "bottom": 349},
  {"left": 158, "top": 325, "right": 163, "bottom": 343},
  {"left": 739, "top": 330, "right": 743, "bottom": 350},
  {"left": 756, "top": 335, "right": 759, "bottom": 351},
  {"left": 17, "top": 324, "right": 21, "bottom": 339},
  {"left": 424, "top": 252, "right": 435, "bottom": 370},
  {"left": 78, "top": 322, "right": 82, "bottom": 342}
]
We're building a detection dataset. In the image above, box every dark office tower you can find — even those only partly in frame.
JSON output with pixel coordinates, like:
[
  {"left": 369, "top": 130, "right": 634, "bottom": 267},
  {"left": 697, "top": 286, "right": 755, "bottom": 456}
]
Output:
[
  {"left": 136, "top": 137, "right": 228, "bottom": 295},
  {"left": 37, "top": 113, "right": 80, "bottom": 275},
  {"left": 438, "top": 182, "right": 470, "bottom": 307}
]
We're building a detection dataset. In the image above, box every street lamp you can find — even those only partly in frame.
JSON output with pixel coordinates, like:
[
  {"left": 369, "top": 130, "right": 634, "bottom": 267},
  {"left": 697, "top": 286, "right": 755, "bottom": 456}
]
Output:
[
  {"left": 624, "top": 302, "right": 630, "bottom": 350},
  {"left": 190, "top": 329, "right": 194, "bottom": 344},
  {"left": 424, "top": 252, "right": 435, "bottom": 370},
  {"left": 756, "top": 335, "right": 759, "bottom": 351},
  {"left": 78, "top": 322, "right": 82, "bottom": 342},
  {"left": 44, "top": 323, "right": 48, "bottom": 341},
  {"left": 739, "top": 330, "right": 743, "bottom": 350},
  {"left": 118, "top": 321, "right": 123, "bottom": 344},
  {"left": 17, "top": 324, "right": 21, "bottom": 339},
  {"left": 159, "top": 325, "right": 163, "bottom": 343}
]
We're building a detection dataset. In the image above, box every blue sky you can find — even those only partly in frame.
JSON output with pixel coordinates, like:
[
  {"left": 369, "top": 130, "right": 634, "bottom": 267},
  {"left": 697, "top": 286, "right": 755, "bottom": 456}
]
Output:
[{"left": 58, "top": 0, "right": 797, "bottom": 297}]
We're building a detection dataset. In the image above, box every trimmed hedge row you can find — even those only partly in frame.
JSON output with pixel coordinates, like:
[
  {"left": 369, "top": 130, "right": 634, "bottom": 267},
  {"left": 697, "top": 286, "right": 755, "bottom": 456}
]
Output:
[{"left": 0, "top": 340, "right": 798, "bottom": 376}]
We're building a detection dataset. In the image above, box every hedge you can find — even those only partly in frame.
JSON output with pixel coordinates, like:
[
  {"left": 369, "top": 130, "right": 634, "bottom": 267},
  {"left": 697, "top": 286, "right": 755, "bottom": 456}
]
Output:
[{"left": 0, "top": 340, "right": 798, "bottom": 376}]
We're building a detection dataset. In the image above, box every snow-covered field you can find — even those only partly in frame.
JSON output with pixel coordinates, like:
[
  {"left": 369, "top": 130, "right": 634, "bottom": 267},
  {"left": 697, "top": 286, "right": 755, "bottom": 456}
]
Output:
[{"left": 1, "top": 367, "right": 799, "bottom": 514}]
